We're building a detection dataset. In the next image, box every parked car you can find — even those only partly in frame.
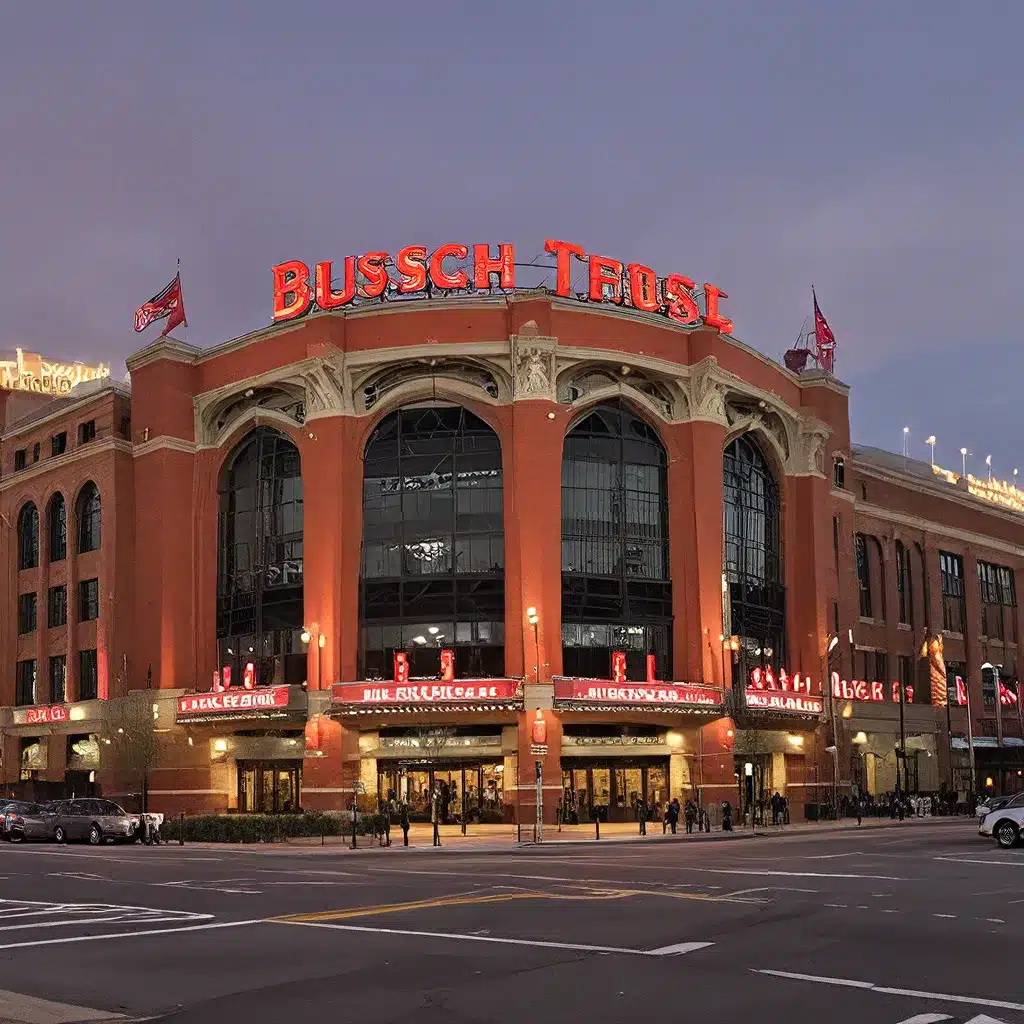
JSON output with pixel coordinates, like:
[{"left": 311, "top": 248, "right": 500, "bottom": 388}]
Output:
[
  {"left": 0, "top": 800, "right": 50, "bottom": 842},
  {"left": 979, "top": 792, "right": 1024, "bottom": 848},
  {"left": 50, "top": 798, "right": 136, "bottom": 845}
]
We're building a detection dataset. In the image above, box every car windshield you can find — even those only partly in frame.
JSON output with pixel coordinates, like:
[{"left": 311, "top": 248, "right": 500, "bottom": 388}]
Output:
[
  {"left": 2, "top": 802, "right": 40, "bottom": 813},
  {"left": 1006, "top": 793, "right": 1024, "bottom": 808}
]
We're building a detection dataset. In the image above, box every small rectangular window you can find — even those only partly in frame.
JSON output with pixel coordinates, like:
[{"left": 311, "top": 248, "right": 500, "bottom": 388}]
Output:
[
  {"left": 78, "top": 649, "right": 98, "bottom": 700},
  {"left": 31, "top": 443, "right": 40, "bottom": 463},
  {"left": 833, "top": 457, "right": 845, "bottom": 489},
  {"left": 832, "top": 516, "right": 840, "bottom": 570},
  {"left": 14, "top": 449, "right": 26, "bottom": 471},
  {"left": 17, "top": 592, "right": 37, "bottom": 634},
  {"left": 78, "top": 420, "right": 96, "bottom": 445},
  {"left": 51, "top": 432, "right": 67, "bottom": 457},
  {"left": 78, "top": 578, "right": 99, "bottom": 622},
  {"left": 49, "top": 655, "right": 67, "bottom": 704},
  {"left": 48, "top": 585, "right": 67, "bottom": 628},
  {"left": 15, "top": 659, "right": 36, "bottom": 706}
]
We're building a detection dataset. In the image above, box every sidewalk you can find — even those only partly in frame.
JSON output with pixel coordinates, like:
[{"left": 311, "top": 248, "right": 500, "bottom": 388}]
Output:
[{"left": 182, "top": 814, "right": 966, "bottom": 853}]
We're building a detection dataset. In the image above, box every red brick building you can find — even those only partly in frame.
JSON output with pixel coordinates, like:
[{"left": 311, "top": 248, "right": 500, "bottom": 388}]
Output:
[{"left": 1, "top": 294, "right": 1020, "bottom": 822}]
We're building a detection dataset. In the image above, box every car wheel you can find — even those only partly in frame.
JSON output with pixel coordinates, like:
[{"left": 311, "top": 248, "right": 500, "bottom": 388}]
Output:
[
  {"left": 54, "top": 826, "right": 66, "bottom": 844},
  {"left": 88, "top": 824, "right": 102, "bottom": 846},
  {"left": 8, "top": 831, "right": 22, "bottom": 844},
  {"left": 995, "top": 821, "right": 1019, "bottom": 849}
]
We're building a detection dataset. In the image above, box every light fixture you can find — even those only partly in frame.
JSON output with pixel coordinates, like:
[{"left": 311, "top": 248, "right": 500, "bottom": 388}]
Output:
[
  {"left": 318, "top": 634, "right": 325, "bottom": 649},
  {"left": 788, "top": 734, "right": 804, "bottom": 747},
  {"left": 117, "top": 728, "right": 124, "bottom": 734},
  {"left": 413, "top": 635, "right": 427, "bottom": 645},
  {"left": 428, "top": 626, "right": 439, "bottom": 635},
  {"left": 828, "top": 635, "right": 839, "bottom": 653},
  {"left": 300, "top": 630, "right": 311, "bottom": 644},
  {"left": 213, "top": 738, "right": 228, "bottom": 753},
  {"left": 546, "top": 412, "right": 555, "bottom": 420},
  {"left": 925, "top": 435, "right": 936, "bottom": 466},
  {"left": 853, "top": 731, "right": 868, "bottom": 745},
  {"left": 526, "top": 606, "right": 537, "bottom": 617},
  {"left": 744, "top": 762, "right": 753, "bottom": 777}
]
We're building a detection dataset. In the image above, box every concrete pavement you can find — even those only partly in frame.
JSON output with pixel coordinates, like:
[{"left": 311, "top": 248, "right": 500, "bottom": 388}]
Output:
[{"left": 0, "top": 818, "right": 1021, "bottom": 1023}]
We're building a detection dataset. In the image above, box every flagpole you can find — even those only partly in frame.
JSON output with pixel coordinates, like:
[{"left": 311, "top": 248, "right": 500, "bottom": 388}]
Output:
[{"left": 177, "top": 258, "right": 187, "bottom": 344}]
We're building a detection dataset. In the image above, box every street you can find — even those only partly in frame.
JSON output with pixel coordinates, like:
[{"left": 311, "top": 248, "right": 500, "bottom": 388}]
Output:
[{"left": 0, "top": 819, "right": 1021, "bottom": 1023}]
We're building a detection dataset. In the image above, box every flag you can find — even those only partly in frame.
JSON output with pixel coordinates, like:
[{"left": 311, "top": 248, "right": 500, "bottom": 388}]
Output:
[
  {"left": 812, "top": 288, "right": 836, "bottom": 373},
  {"left": 134, "top": 273, "right": 187, "bottom": 336}
]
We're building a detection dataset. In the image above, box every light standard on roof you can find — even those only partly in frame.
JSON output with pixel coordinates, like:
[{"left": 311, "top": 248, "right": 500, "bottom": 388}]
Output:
[
  {"left": 925, "top": 435, "right": 936, "bottom": 467},
  {"left": 902, "top": 426, "right": 910, "bottom": 463},
  {"left": 986, "top": 454, "right": 993, "bottom": 482},
  {"left": 960, "top": 447, "right": 969, "bottom": 477},
  {"left": 526, "top": 607, "right": 540, "bottom": 684}
]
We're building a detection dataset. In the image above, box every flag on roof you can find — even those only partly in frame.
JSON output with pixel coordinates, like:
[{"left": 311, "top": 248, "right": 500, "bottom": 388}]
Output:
[
  {"left": 812, "top": 288, "right": 835, "bottom": 373},
  {"left": 134, "top": 273, "right": 187, "bottom": 337}
]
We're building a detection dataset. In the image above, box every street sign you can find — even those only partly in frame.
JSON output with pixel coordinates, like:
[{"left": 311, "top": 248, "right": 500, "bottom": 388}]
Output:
[{"left": 353, "top": 781, "right": 366, "bottom": 795}]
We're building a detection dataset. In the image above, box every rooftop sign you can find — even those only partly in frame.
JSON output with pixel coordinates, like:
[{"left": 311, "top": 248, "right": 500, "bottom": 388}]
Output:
[
  {"left": 271, "top": 240, "right": 733, "bottom": 334},
  {"left": 1, "top": 349, "right": 110, "bottom": 397}
]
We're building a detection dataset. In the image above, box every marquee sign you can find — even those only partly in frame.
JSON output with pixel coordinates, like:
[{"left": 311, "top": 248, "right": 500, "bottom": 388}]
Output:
[
  {"left": 271, "top": 240, "right": 733, "bottom": 334},
  {"left": 1, "top": 349, "right": 110, "bottom": 397},
  {"left": 831, "top": 674, "right": 914, "bottom": 704},
  {"left": 745, "top": 667, "right": 824, "bottom": 715},
  {"left": 177, "top": 686, "right": 291, "bottom": 717},
  {"left": 553, "top": 679, "right": 725, "bottom": 707},
  {"left": 13, "top": 704, "right": 69, "bottom": 726},
  {"left": 332, "top": 681, "right": 522, "bottom": 706}
]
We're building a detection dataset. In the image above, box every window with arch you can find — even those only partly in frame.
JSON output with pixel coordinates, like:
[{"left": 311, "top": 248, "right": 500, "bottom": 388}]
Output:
[
  {"left": 217, "top": 427, "right": 305, "bottom": 688},
  {"left": 48, "top": 493, "right": 67, "bottom": 562},
  {"left": 895, "top": 540, "right": 913, "bottom": 626},
  {"left": 360, "top": 405, "right": 505, "bottom": 680},
  {"left": 75, "top": 482, "right": 101, "bottom": 553},
  {"left": 561, "top": 400, "right": 672, "bottom": 680},
  {"left": 17, "top": 502, "right": 39, "bottom": 570},
  {"left": 723, "top": 434, "right": 784, "bottom": 678}
]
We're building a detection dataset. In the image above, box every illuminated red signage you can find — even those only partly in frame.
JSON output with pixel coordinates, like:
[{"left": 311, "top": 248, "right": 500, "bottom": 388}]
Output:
[
  {"left": 440, "top": 649, "right": 455, "bottom": 683},
  {"left": 332, "top": 681, "right": 521, "bottom": 705},
  {"left": 22, "top": 705, "right": 68, "bottom": 725},
  {"left": 271, "top": 241, "right": 732, "bottom": 333},
  {"left": 553, "top": 680, "right": 724, "bottom": 707},
  {"left": 745, "top": 690, "right": 824, "bottom": 714},
  {"left": 393, "top": 652, "right": 409, "bottom": 685},
  {"left": 830, "top": 674, "right": 914, "bottom": 704},
  {"left": 177, "top": 687, "right": 291, "bottom": 716}
]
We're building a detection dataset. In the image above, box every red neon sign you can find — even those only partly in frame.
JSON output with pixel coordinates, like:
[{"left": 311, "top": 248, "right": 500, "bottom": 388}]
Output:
[
  {"left": 271, "top": 241, "right": 732, "bottom": 334},
  {"left": 22, "top": 705, "right": 69, "bottom": 725},
  {"left": 748, "top": 666, "right": 816, "bottom": 694},
  {"left": 611, "top": 651, "right": 627, "bottom": 684},
  {"left": 829, "top": 673, "right": 914, "bottom": 704},
  {"left": 177, "top": 687, "right": 290, "bottom": 716},
  {"left": 553, "top": 679, "right": 724, "bottom": 707},
  {"left": 440, "top": 649, "right": 455, "bottom": 683},
  {"left": 393, "top": 652, "right": 409, "bottom": 685},
  {"left": 333, "top": 681, "right": 521, "bottom": 705}
]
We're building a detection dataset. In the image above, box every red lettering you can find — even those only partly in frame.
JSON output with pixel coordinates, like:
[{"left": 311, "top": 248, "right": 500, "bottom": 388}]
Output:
[
  {"left": 905, "top": 685, "right": 914, "bottom": 703},
  {"left": 871, "top": 681, "right": 884, "bottom": 702},
  {"left": 892, "top": 681, "right": 900, "bottom": 704},
  {"left": 314, "top": 257, "right": 356, "bottom": 309},
  {"left": 703, "top": 282, "right": 734, "bottom": 334},
  {"left": 611, "top": 651, "right": 627, "bottom": 683},
  {"left": 473, "top": 243, "right": 515, "bottom": 290},
  {"left": 243, "top": 662, "right": 255, "bottom": 690},
  {"left": 440, "top": 649, "right": 454, "bottom": 683},
  {"left": 589, "top": 255, "right": 623, "bottom": 303},
  {"left": 544, "top": 239, "right": 585, "bottom": 296},
  {"left": 272, "top": 261, "right": 311, "bottom": 321},
  {"left": 646, "top": 653, "right": 657, "bottom": 683},
  {"left": 663, "top": 274, "right": 701, "bottom": 324},
  {"left": 395, "top": 246, "right": 427, "bottom": 293},
  {"left": 356, "top": 252, "right": 390, "bottom": 298},
  {"left": 626, "top": 263, "right": 660, "bottom": 312},
  {"left": 429, "top": 243, "right": 469, "bottom": 290},
  {"left": 778, "top": 668, "right": 791, "bottom": 691}
]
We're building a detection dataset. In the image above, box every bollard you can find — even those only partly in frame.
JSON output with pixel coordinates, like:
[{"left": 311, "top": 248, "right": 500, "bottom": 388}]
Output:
[
  {"left": 517, "top": 818, "right": 521, "bottom": 843},
  {"left": 352, "top": 806, "right": 358, "bottom": 850},
  {"left": 595, "top": 815, "right": 600, "bottom": 841},
  {"left": 179, "top": 811, "right": 184, "bottom": 847}
]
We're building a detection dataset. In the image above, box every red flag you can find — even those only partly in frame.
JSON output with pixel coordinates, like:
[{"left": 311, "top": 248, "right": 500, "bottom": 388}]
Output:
[
  {"left": 134, "top": 273, "right": 187, "bottom": 336},
  {"left": 812, "top": 288, "right": 835, "bottom": 373}
]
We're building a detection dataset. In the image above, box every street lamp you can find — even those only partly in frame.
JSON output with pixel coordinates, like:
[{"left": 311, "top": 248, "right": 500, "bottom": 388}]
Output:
[
  {"left": 925, "top": 435, "right": 936, "bottom": 467},
  {"left": 960, "top": 447, "right": 969, "bottom": 477},
  {"left": 902, "top": 426, "right": 910, "bottom": 460},
  {"left": 986, "top": 454, "right": 993, "bottom": 482},
  {"left": 526, "top": 607, "right": 540, "bottom": 683}
]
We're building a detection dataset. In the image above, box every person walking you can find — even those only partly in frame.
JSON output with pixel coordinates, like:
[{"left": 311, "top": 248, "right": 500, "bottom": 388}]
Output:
[
  {"left": 399, "top": 802, "right": 411, "bottom": 847},
  {"left": 684, "top": 800, "right": 696, "bottom": 835},
  {"left": 856, "top": 795, "right": 863, "bottom": 826},
  {"left": 431, "top": 789, "right": 441, "bottom": 847},
  {"left": 666, "top": 798, "right": 679, "bottom": 835},
  {"left": 636, "top": 795, "right": 647, "bottom": 836}
]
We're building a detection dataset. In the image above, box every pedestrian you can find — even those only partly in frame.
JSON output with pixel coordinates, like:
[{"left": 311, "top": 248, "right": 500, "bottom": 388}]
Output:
[
  {"left": 636, "top": 795, "right": 647, "bottom": 835},
  {"left": 379, "top": 798, "right": 392, "bottom": 847},
  {"left": 722, "top": 800, "right": 733, "bottom": 832},
  {"left": 684, "top": 800, "right": 695, "bottom": 834},
  {"left": 771, "top": 791, "right": 781, "bottom": 826},
  {"left": 431, "top": 789, "right": 441, "bottom": 847},
  {"left": 666, "top": 798, "right": 679, "bottom": 835},
  {"left": 400, "top": 801, "right": 411, "bottom": 847},
  {"left": 856, "top": 796, "right": 863, "bottom": 826}
]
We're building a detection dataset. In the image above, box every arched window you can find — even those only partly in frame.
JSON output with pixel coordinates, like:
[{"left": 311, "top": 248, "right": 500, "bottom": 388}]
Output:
[
  {"left": 561, "top": 400, "right": 671, "bottom": 680},
  {"left": 217, "top": 428, "right": 304, "bottom": 688},
  {"left": 360, "top": 405, "right": 504, "bottom": 680},
  {"left": 17, "top": 502, "right": 39, "bottom": 570},
  {"left": 48, "top": 493, "right": 67, "bottom": 562},
  {"left": 723, "top": 434, "right": 784, "bottom": 676},
  {"left": 75, "top": 482, "right": 101, "bottom": 553},
  {"left": 895, "top": 540, "right": 913, "bottom": 627}
]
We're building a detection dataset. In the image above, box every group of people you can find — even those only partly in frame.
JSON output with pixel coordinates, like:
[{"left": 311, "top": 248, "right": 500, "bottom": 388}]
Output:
[{"left": 838, "top": 789, "right": 977, "bottom": 823}]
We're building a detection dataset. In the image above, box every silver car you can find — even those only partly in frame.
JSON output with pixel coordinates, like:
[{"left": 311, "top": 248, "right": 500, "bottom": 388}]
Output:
[
  {"left": 0, "top": 800, "right": 50, "bottom": 842},
  {"left": 51, "top": 798, "right": 136, "bottom": 845}
]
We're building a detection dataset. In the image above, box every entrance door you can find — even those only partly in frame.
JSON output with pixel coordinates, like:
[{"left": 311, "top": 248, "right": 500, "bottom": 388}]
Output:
[{"left": 237, "top": 761, "right": 301, "bottom": 813}]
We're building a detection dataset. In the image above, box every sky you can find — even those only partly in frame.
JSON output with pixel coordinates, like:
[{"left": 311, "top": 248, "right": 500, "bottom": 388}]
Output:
[{"left": 1, "top": 2, "right": 1021, "bottom": 475}]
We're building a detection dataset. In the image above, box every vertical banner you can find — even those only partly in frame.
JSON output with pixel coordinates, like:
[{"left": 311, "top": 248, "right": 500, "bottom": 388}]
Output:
[
  {"left": 394, "top": 651, "right": 409, "bottom": 684},
  {"left": 956, "top": 675, "right": 968, "bottom": 706},
  {"left": 922, "top": 634, "right": 947, "bottom": 707},
  {"left": 611, "top": 650, "right": 627, "bottom": 684},
  {"left": 222, "top": 666, "right": 232, "bottom": 690},
  {"left": 645, "top": 653, "right": 657, "bottom": 683},
  {"left": 213, "top": 670, "right": 221, "bottom": 693},
  {"left": 242, "top": 662, "right": 255, "bottom": 690},
  {"left": 440, "top": 649, "right": 454, "bottom": 682}
]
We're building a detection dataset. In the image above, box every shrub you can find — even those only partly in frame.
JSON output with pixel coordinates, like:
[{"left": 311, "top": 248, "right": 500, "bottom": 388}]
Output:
[{"left": 160, "top": 811, "right": 347, "bottom": 844}]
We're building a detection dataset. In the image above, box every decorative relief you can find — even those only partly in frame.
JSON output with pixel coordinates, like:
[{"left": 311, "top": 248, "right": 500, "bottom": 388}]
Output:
[
  {"left": 795, "top": 420, "right": 831, "bottom": 477},
  {"left": 511, "top": 335, "right": 557, "bottom": 401},
  {"left": 689, "top": 362, "right": 729, "bottom": 425}
]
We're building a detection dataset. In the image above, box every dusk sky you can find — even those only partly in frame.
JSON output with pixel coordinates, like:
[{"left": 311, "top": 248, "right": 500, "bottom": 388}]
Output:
[{"left": 2, "top": 3, "right": 1021, "bottom": 476}]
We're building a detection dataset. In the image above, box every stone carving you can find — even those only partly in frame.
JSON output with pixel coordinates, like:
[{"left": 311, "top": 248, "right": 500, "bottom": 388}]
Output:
[
  {"left": 796, "top": 420, "right": 831, "bottom": 477},
  {"left": 512, "top": 337, "right": 556, "bottom": 400},
  {"left": 690, "top": 365, "right": 728, "bottom": 424}
]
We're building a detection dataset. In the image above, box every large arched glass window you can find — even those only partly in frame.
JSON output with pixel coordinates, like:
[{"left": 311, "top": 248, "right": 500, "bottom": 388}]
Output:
[
  {"left": 561, "top": 400, "right": 672, "bottom": 680},
  {"left": 217, "top": 428, "right": 304, "bottom": 687},
  {"left": 48, "top": 493, "right": 67, "bottom": 562},
  {"left": 17, "top": 502, "right": 39, "bottom": 570},
  {"left": 360, "top": 405, "right": 504, "bottom": 680},
  {"left": 75, "top": 482, "right": 101, "bottom": 553},
  {"left": 723, "top": 434, "right": 784, "bottom": 677}
]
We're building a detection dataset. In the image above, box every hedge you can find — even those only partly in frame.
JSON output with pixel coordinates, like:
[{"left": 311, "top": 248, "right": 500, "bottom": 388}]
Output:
[{"left": 159, "top": 811, "right": 388, "bottom": 844}]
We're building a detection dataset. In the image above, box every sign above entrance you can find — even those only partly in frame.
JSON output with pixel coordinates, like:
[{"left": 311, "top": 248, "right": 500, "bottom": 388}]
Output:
[
  {"left": 744, "top": 689, "right": 824, "bottom": 715},
  {"left": 12, "top": 704, "right": 68, "bottom": 725},
  {"left": 553, "top": 679, "right": 725, "bottom": 708},
  {"left": 177, "top": 686, "right": 292, "bottom": 718},
  {"left": 271, "top": 240, "right": 733, "bottom": 334},
  {"left": 332, "top": 680, "right": 523, "bottom": 707}
]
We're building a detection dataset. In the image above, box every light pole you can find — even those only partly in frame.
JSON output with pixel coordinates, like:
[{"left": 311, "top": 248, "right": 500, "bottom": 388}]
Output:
[
  {"left": 925, "top": 435, "right": 936, "bottom": 467},
  {"left": 526, "top": 607, "right": 540, "bottom": 683},
  {"left": 960, "top": 447, "right": 969, "bottom": 477}
]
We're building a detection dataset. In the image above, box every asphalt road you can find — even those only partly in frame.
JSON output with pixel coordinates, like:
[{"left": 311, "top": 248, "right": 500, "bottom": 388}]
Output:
[{"left": 0, "top": 820, "right": 1021, "bottom": 1024}]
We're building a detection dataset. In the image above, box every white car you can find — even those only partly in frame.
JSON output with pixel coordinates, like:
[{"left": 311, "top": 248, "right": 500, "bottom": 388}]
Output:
[{"left": 979, "top": 793, "right": 1024, "bottom": 848}]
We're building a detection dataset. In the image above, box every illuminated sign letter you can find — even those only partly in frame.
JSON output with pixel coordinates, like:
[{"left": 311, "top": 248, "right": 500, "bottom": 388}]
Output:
[
  {"left": 272, "top": 261, "right": 312, "bottom": 321},
  {"left": 589, "top": 255, "right": 623, "bottom": 303},
  {"left": 543, "top": 239, "right": 585, "bottom": 297},
  {"left": 611, "top": 650, "right": 627, "bottom": 684},
  {"left": 314, "top": 257, "right": 356, "bottom": 309},
  {"left": 356, "top": 252, "right": 390, "bottom": 299},
  {"left": 396, "top": 246, "right": 428, "bottom": 293},
  {"left": 440, "top": 649, "right": 454, "bottom": 683},
  {"left": 429, "top": 243, "right": 469, "bottom": 290},
  {"left": 626, "top": 264, "right": 660, "bottom": 313},
  {"left": 663, "top": 274, "right": 701, "bottom": 324},
  {"left": 473, "top": 243, "right": 515, "bottom": 290},
  {"left": 703, "top": 282, "right": 734, "bottom": 334}
]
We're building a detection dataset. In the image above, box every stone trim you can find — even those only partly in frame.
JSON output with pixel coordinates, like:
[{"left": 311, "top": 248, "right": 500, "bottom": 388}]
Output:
[
  {"left": 133, "top": 436, "right": 198, "bottom": 458},
  {"left": 0, "top": 437, "right": 131, "bottom": 493},
  {"left": 125, "top": 336, "right": 201, "bottom": 372}
]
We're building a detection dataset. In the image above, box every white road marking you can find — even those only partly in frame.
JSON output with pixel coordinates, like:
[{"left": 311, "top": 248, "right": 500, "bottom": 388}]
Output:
[
  {"left": 933, "top": 913, "right": 957, "bottom": 919},
  {"left": 0, "top": 918, "right": 266, "bottom": 951},
  {"left": 724, "top": 886, "right": 818, "bottom": 897},
  {"left": 893, "top": 1015, "right": 952, "bottom": 1023},
  {"left": 805, "top": 852, "right": 861, "bottom": 859},
  {"left": 281, "top": 920, "right": 713, "bottom": 957},
  {"left": 824, "top": 904, "right": 848, "bottom": 908},
  {"left": 984, "top": 918, "right": 1006, "bottom": 924},
  {"left": 934, "top": 856, "right": 1024, "bottom": 867},
  {"left": 679, "top": 868, "right": 905, "bottom": 880},
  {"left": 755, "top": 969, "right": 1024, "bottom": 1013}
]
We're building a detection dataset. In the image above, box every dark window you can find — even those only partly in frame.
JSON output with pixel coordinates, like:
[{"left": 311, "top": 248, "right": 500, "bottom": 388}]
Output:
[
  {"left": 858, "top": 648, "right": 887, "bottom": 682},
  {"left": 17, "top": 502, "right": 39, "bottom": 569},
  {"left": 78, "top": 649, "right": 98, "bottom": 701},
  {"left": 724, "top": 434, "right": 785, "bottom": 680},
  {"left": 832, "top": 516, "right": 840, "bottom": 570},
  {"left": 51, "top": 432, "right": 67, "bottom": 457},
  {"left": 47, "top": 493, "right": 67, "bottom": 561},
  {"left": 75, "top": 482, "right": 101, "bottom": 553},
  {"left": 15, "top": 660, "right": 36, "bottom": 706},
  {"left": 833, "top": 457, "right": 845, "bottom": 489},
  {"left": 217, "top": 427, "right": 304, "bottom": 688},
  {"left": 31, "top": 443, "right": 40, "bottom": 463},
  {"left": 120, "top": 415, "right": 131, "bottom": 441},
  {"left": 981, "top": 662, "right": 998, "bottom": 710},
  {"left": 945, "top": 659, "right": 966, "bottom": 707},
  {"left": 979, "top": 561, "right": 1016, "bottom": 644},
  {"left": 48, "top": 585, "right": 67, "bottom": 628},
  {"left": 14, "top": 449, "right": 26, "bottom": 472},
  {"left": 78, "top": 420, "right": 96, "bottom": 445},
  {"left": 49, "top": 656, "right": 66, "bottom": 704},
  {"left": 898, "top": 654, "right": 915, "bottom": 703},
  {"left": 895, "top": 541, "right": 913, "bottom": 626},
  {"left": 360, "top": 407, "right": 505, "bottom": 680},
  {"left": 940, "top": 551, "right": 966, "bottom": 634},
  {"left": 855, "top": 533, "right": 872, "bottom": 618},
  {"left": 17, "top": 592, "right": 37, "bottom": 634},
  {"left": 78, "top": 578, "right": 99, "bottom": 621}
]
